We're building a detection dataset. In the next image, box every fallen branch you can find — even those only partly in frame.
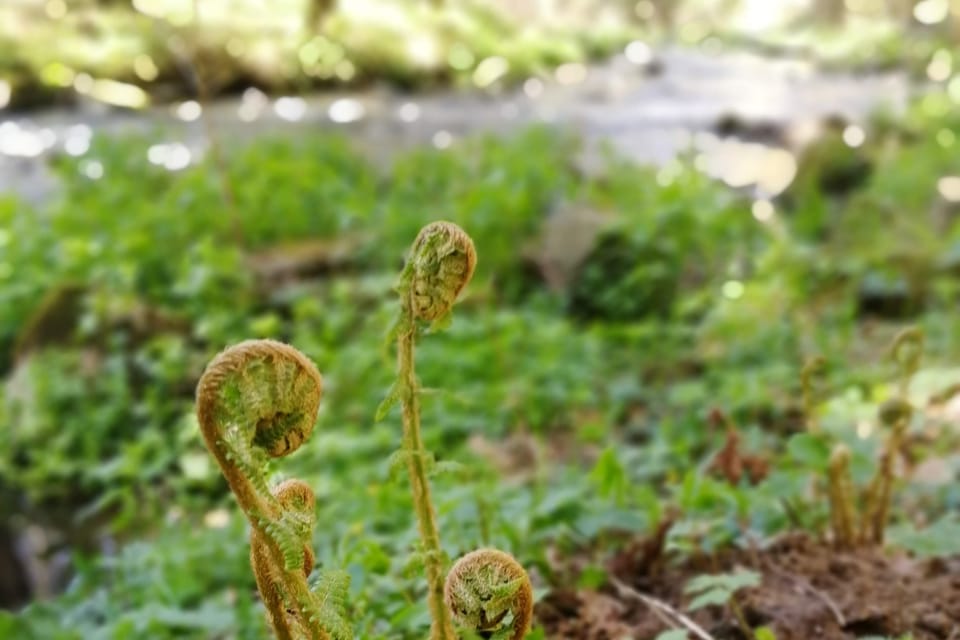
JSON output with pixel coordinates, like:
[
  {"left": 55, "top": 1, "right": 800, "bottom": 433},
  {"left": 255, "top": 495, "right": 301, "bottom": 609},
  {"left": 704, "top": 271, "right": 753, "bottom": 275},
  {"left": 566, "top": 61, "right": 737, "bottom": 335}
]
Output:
[
  {"left": 609, "top": 576, "right": 717, "bottom": 640},
  {"left": 763, "top": 561, "right": 845, "bottom": 627}
]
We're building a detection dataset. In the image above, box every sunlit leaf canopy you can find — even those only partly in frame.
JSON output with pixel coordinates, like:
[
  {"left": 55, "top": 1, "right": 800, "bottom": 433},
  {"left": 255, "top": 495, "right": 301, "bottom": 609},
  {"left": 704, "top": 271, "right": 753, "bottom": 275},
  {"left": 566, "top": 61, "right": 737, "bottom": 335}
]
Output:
[{"left": 2, "top": 0, "right": 959, "bottom": 110}]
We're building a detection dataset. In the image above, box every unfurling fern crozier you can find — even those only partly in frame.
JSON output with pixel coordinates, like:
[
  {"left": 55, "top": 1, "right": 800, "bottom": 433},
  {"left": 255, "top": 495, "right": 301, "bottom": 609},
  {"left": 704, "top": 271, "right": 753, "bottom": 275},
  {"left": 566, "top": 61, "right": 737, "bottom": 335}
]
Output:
[
  {"left": 196, "top": 339, "right": 351, "bottom": 640},
  {"left": 444, "top": 548, "right": 533, "bottom": 640}
]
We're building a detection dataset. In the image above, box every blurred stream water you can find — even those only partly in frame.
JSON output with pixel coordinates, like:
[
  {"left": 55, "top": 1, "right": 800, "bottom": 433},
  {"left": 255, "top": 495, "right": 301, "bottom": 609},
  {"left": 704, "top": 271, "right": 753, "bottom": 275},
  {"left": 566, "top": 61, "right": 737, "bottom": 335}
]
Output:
[{"left": 0, "top": 46, "right": 909, "bottom": 205}]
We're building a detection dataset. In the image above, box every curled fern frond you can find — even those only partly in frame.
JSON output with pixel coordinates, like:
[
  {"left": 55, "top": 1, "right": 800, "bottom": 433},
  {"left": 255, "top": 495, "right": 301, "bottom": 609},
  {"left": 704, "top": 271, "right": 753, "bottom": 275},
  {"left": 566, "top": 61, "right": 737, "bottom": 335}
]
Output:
[
  {"left": 197, "top": 339, "right": 322, "bottom": 460},
  {"left": 444, "top": 548, "right": 533, "bottom": 640},
  {"left": 890, "top": 326, "right": 924, "bottom": 393},
  {"left": 406, "top": 221, "right": 477, "bottom": 322},
  {"left": 196, "top": 339, "right": 348, "bottom": 640},
  {"left": 877, "top": 397, "right": 913, "bottom": 429}
]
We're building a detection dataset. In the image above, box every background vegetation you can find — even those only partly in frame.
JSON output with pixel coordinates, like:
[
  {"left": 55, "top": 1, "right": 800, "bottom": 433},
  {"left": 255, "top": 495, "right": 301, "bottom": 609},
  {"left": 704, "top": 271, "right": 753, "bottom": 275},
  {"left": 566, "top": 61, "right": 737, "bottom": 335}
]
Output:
[{"left": 2, "top": 1, "right": 960, "bottom": 639}]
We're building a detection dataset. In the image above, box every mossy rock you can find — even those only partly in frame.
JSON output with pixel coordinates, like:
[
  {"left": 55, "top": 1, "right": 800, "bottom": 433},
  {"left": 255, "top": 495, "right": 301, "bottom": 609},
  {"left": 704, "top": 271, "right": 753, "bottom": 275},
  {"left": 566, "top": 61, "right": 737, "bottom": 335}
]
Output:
[{"left": 567, "top": 225, "right": 679, "bottom": 322}]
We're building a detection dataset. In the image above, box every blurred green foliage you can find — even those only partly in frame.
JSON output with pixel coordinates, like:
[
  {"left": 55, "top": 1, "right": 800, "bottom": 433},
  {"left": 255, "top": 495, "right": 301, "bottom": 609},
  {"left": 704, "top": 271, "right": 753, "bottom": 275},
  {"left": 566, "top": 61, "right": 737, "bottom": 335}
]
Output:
[{"left": 1, "top": 76, "right": 960, "bottom": 637}]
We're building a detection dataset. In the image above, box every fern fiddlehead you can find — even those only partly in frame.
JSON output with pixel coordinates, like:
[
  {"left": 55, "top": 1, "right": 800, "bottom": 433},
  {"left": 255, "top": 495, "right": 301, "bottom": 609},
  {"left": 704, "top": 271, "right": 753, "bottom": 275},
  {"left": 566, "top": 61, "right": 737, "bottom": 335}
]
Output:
[
  {"left": 197, "top": 225, "right": 513, "bottom": 639},
  {"left": 860, "top": 328, "right": 923, "bottom": 545},
  {"left": 444, "top": 548, "right": 533, "bottom": 640},
  {"left": 196, "top": 339, "right": 351, "bottom": 640},
  {"left": 379, "top": 221, "right": 477, "bottom": 640},
  {"left": 827, "top": 444, "right": 856, "bottom": 549}
]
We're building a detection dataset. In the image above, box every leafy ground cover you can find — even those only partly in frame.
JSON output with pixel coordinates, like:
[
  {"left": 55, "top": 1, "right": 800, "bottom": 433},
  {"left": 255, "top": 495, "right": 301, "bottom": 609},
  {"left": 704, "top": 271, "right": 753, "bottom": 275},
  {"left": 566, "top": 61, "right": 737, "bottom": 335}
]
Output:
[{"left": 0, "top": 63, "right": 960, "bottom": 638}]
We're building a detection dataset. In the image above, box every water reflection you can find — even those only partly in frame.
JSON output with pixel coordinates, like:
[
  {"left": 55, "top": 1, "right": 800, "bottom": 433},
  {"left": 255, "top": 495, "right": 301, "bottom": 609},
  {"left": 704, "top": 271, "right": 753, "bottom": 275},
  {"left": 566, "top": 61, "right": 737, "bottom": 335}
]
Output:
[
  {"left": 238, "top": 87, "right": 268, "bottom": 122},
  {"left": 555, "top": 63, "right": 587, "bottom": 85},
  {"left": 624, "top": 41, "right": 653, "bottom": 66},
  {"left": 175, "top": 101, "right": 202, "bottom": 122},
  {"left": 147, "top": 143, "right": 192, "bottom": 171},
  {"left": 328, "top": 98, "right": 365, "bottom": 124},
  {"left": 0, "top": 48, "right": 909, "bottom": 205},
  {"left": 0, "top": 122, "right": 45, "bottom": 158},
  {"left": 692, "top": 134, "right": 798, "bottom": 196},
  {"left": 432, "top": 130, "right": 453, "bottom": 149},
  {"left": 274, "top": 96, "right": 307, "bottom": 122},
  {"left": 64, "top": 125, "right": 92, "bottom": 157},
  {"left": 397, "top": 102, "right": 421, "bottom": 123},
  {"left": 64, "top": 136, "right": 89, "bottom": 157},
  {"left": 523, "top": 78, "right": 544, "bottom": 98}
]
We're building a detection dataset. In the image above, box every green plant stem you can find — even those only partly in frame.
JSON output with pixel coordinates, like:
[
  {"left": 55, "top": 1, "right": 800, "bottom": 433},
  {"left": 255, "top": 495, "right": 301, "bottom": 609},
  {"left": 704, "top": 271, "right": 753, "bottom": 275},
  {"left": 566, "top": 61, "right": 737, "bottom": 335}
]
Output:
[
  {"left": 862, "top": 420, "right": 906, "bottom": 545},
  {"left": 827, "top": 446, "right": 856, "bottom": 549},
  {"left": 730, "top": 597, "right": 757, "bottom": 640},
  {"left": 206, "top": 443, "right": 326, "bottom": 640},
  {"left": 251, "top": 530, "right": 298, "bottom": 640},
  {"left": 257, "top": 532, "right": 325, "bottom": 640},
  {"left": 397, "top": 316, "right": 456, "bottom": 640}
]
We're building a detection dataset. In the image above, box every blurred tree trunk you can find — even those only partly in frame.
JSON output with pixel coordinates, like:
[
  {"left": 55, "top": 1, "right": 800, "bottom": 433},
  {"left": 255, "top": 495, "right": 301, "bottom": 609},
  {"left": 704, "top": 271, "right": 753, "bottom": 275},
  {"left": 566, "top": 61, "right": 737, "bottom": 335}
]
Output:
[
  {"left": 650, "top": 0, "right": 681, "bottom": 34},
  {"left": 305, "top": 0, "right": 337, "bottom": 37},
  {"left": 885, "top": 0, "right": 915, "bottom": 26},
  {"left": 812, "top": 0, "right": 846, "bottom": 25}
]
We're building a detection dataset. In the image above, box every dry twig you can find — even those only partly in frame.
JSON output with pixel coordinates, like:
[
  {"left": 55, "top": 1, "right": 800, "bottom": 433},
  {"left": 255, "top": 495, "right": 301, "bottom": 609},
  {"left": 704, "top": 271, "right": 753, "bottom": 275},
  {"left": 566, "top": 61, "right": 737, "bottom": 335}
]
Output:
[{"left": 609, "top": 576, "right": 717, "bottom": 640}]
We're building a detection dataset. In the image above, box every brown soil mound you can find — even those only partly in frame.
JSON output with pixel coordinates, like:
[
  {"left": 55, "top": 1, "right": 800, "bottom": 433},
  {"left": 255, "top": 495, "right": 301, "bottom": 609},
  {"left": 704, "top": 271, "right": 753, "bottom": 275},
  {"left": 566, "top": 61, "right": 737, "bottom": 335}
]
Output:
[{"left": 537, "top": 532, "right": 960, "bottom": 639}]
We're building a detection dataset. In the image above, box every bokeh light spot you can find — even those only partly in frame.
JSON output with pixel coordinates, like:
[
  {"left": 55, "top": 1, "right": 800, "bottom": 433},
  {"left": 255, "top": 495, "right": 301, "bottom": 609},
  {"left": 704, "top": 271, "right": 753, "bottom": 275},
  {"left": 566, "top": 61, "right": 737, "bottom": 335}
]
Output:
[{"left": 722, "top": 281, "right": 745, "bottom": 300}]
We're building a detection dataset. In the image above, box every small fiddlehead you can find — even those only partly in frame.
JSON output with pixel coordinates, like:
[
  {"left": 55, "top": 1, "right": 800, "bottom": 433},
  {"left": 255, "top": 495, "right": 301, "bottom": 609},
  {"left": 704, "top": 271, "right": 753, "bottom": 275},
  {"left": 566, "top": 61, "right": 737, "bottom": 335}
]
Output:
[
  {"left": 196, "top": 339, "right": 351, "bottom": 640},
  {"left": 444, "top": 548, "right": 533, "bottom": 640},
  {"left": 861, "top": 397, "right": 913, "bottom": 545},
  {"left": 827, "top": 444, "right": 856, "bottom": 549},
  {"left": 890, "top": 326, "right": 923, "bottom": 395},
  {"left": 860, "top": 327, "right": 922, "bottom": 545},
  {"left": 405, "top": 221, "right": 478, "bottom": 324}
]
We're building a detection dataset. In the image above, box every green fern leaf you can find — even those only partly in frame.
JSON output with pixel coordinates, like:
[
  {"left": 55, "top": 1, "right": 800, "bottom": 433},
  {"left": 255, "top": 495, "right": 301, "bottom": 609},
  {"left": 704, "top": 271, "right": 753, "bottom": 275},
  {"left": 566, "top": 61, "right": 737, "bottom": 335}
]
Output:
[{"left": 308, "top": 569, "right": 353, "bottom": 640}]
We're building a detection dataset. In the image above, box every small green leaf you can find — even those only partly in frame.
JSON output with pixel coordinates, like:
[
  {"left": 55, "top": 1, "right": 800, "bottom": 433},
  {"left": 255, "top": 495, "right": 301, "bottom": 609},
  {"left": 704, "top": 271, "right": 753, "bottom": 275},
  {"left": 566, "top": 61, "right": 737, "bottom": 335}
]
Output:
[
  {"left": 430, "top": 460, "right": 468, "bottom": 478},
  {"left": 428, "top": 310, "right": 453, "bottom": 332},
  {"left": 589, "top": 446, "right": 627, "bottom": 503},
  {"left": 754, "top": 626, "right": 777, "bottom": 640},
  {"left": 887, "top": 517, "right": 960, "bottom": 557},
  {"left": 786, "top": 433, "right": 832, "bottom": 469},
  {"left": 577, "top": 565, "right": 607, "bottom": 590},
  {"left": 375, "top": 382, "right": 401, "bottom": 421},
  {"left": 687, "top": 587, "right": 733, "bottom": 611},
  {"left": 684, "top": 570, "right": 761, "bottom": 596},
  {"left": 386, "top": 449, "right": 436, "bottom": 482}
]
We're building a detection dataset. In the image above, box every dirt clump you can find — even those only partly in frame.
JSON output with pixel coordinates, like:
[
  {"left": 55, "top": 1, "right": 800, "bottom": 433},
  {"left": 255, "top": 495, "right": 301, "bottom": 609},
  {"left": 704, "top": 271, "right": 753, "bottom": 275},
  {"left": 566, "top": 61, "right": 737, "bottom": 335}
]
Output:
[{"left": 537, "top": 532, "right": 960, "bottom": 639}]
